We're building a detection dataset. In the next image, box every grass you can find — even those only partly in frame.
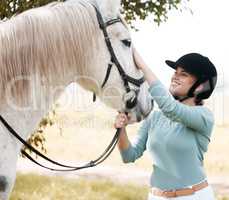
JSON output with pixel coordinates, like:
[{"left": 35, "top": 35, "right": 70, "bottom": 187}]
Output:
[
  {"left": 11, "top": 173, "right": 229, "bottom": 200},
  {"left": 11, "top": 173, "right": 148, "bottom": 200}
]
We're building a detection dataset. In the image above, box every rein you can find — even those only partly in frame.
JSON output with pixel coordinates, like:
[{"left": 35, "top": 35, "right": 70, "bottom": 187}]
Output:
[{"left": 0, "top": 115, "right": 121, "bottom": 171}]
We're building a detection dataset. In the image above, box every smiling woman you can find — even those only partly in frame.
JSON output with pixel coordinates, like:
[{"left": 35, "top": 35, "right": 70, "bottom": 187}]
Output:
[
  {"left": 166, "top": 53, "right": 217, "bottom": 105},
  {"left": 114, "top": 50, "right": 218, "bottom": 200},
  {"left": 169, "top": 67, "right": 199, "bottom": 104}
]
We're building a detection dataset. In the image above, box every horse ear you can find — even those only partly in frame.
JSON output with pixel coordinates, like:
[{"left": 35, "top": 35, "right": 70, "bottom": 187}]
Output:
[{"left": 96, "top": 0, "right": 121, "bottom": 20}]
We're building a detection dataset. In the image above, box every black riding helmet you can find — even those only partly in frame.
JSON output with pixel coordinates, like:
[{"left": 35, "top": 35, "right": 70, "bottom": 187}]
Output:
[{"left": 165, "top": 53, "right": 217, "bottom": 101}]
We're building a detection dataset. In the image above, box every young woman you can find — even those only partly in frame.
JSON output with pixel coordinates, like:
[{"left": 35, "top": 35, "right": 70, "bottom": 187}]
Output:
[{"left": 114, "top": 49, "right": 217, "bottom": 200}]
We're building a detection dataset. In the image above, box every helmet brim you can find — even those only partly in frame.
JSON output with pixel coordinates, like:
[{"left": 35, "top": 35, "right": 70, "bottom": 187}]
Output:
[{"left": 165, "top": 60, "right": 177, "bottom": 70}]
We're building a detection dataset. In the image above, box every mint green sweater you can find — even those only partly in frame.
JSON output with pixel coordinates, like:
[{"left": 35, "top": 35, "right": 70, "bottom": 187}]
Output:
[{"left": 120, "top": 80, "right": 214, "bottom": 190}]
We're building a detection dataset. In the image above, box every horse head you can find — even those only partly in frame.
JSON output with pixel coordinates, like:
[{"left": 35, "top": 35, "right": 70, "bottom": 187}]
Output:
[{"left": 76, "top": 0, "right": 154, "bottom": 122}]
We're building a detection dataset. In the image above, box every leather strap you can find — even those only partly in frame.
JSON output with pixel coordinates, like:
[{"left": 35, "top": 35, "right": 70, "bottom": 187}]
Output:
[
  {"left": 0, "top": 113, "right": 122, "bottom": 171},
  {"left": 151, "top": 180, "right": 208, "bottom": 198}
]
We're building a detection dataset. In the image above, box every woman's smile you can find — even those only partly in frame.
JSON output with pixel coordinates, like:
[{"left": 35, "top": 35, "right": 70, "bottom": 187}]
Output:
[{"left": 171, "top": 81, "right": 181, "bottom": 86}]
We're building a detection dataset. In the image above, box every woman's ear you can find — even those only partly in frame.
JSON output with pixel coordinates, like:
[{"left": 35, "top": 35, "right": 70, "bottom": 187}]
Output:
[
  {"left": 194, "top": 84, "right": 204, "bottom": 95},
  {"left": 195, "top": 80, "right": 212, "bottom": 95}
]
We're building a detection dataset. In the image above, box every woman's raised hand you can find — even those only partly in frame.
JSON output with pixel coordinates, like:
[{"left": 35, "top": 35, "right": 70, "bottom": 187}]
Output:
[{"left": 132, "top": 46, "right": 147, "bottom": 70}]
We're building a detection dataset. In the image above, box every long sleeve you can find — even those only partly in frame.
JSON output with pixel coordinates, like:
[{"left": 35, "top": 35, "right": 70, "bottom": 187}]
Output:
[
  {"left": 120, "top": 114, "right": 151, "bottom": 163},
  {"left": 148, "top": 80, "right": 214, "bottom": 136}
]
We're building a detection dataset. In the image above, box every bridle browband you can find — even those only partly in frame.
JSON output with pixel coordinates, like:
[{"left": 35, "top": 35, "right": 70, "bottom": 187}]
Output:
[{"left": 0, "top": 3, "right": 145, "bottom": 171}]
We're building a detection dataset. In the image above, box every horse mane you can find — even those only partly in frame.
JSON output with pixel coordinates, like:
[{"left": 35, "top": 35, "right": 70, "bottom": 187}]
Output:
[{"left": 0, "top": 1, "right": 100, "bottom": 107}]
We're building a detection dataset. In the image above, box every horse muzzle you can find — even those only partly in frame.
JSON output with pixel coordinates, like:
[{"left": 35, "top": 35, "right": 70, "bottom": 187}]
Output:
[
  {"left": 123, "top": 89, "right": 138, "bottom": 110},
  {"left": 122, "top": 88, "right": 154, "bottom": 122}
]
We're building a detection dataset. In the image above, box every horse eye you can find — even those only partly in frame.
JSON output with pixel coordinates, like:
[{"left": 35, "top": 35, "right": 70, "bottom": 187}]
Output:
[{"left": 121, "top": 39, "right": 131, "bottom": 47}]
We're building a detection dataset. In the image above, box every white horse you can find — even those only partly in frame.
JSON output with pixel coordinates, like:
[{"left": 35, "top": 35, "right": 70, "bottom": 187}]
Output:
[{"left": 0, "top": 0, "right": 153, "bottom": 199}]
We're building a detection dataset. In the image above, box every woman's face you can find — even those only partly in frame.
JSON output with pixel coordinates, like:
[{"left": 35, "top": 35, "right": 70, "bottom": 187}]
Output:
[{"left": 169, "top": 67, "right": 197, "bottom": 97}]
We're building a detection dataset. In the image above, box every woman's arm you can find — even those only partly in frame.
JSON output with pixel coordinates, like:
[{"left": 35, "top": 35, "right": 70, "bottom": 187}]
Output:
[
  {"left": 148, "top": 81, "right": 214, "bottom": 135},
  {"left": 114, "top": 112, "right": 131, "bottom": 151},
  {"left": 133, "top": 47, "right": 158, "bottom": 86},
  {"left": 114, "top": 112, "right": 150, "bottom": 163},
  {"left": 117, "top": 128, "right": 131, "bottom": 150}
]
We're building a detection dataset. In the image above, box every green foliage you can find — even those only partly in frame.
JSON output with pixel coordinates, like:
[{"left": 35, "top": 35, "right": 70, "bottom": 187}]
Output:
[
  {"left": 0, "top": 0, "right": 189, "bottom": 25},
  {"left": 122, "top": 0, "right": 188, "bottom": 25},
  {"left": 0, "top": 0, "right": 63, "bottom": 20}
]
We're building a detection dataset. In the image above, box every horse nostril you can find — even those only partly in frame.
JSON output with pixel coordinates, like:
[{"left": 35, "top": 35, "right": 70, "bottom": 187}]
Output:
[
  {"left": 136, "top": 114, "right": 142, "bottom": 122},
  {"left": 126, "top": 97, "right": 137, "bottom": 109},
  {"left": 123, "top": 89, "right": 138, "bottom": 109}
]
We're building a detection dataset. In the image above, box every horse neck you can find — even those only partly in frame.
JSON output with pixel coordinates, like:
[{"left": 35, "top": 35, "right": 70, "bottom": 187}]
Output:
[
  {"left": 35, "top": 2, "right": 108, "bottom": 97},
  {"left": 0, "top": 2, "right": 107, "bottom": 109},
  {"left": 0, "top": 2, "right": 107, "bottom": 140}
]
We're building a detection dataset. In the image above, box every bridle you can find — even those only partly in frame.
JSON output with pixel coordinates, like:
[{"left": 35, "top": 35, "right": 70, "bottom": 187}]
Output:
[
  {"left": 93, "top": 4, "right": 145, "bottom": 109},
  {"left": 0, "top": 3, "right": 145, "bottom": 171}
]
